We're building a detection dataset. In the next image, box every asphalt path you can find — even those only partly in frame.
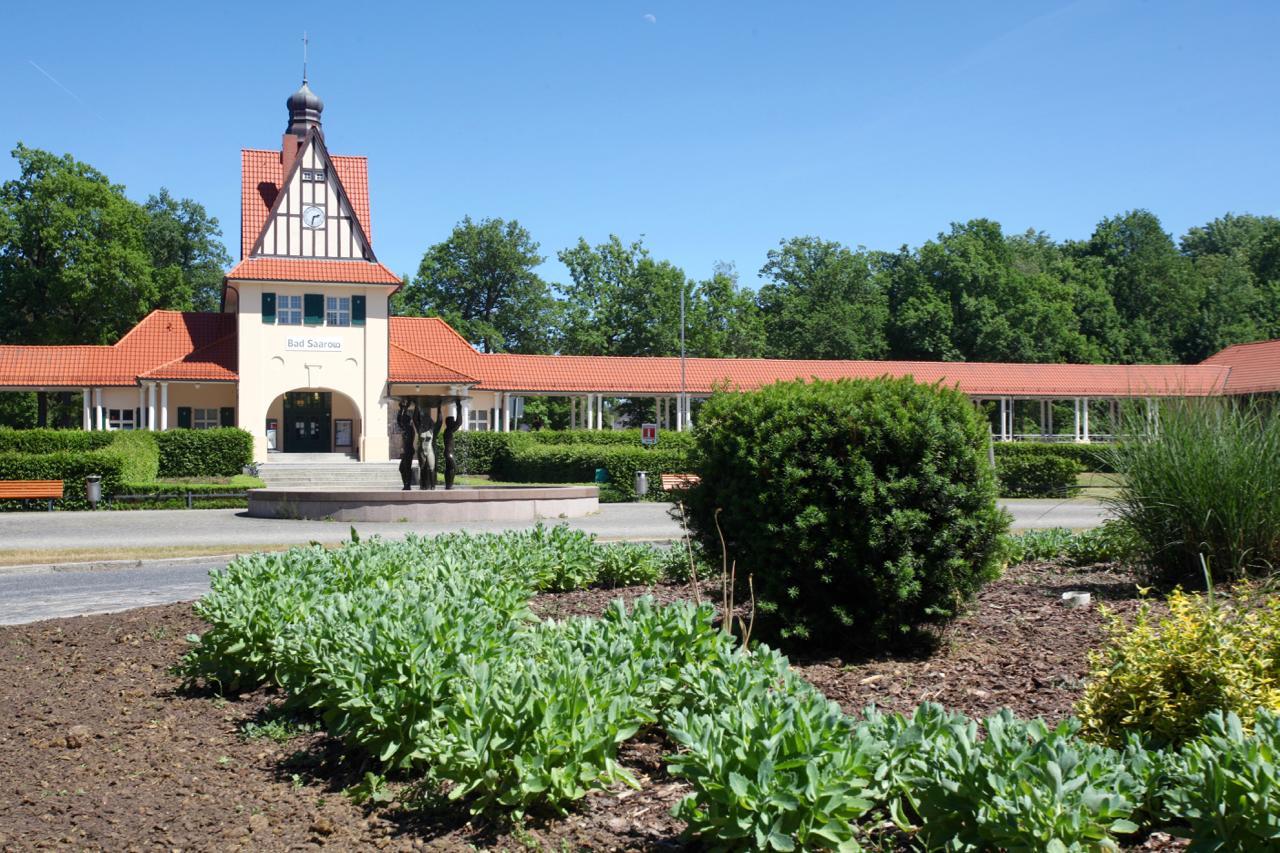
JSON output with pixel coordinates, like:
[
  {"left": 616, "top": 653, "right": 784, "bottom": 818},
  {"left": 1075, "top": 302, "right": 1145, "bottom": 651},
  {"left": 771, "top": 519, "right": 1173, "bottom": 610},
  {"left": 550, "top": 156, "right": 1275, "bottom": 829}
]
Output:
[{"left": 0, "top": 499, "right": 1111, "bottom": 625}]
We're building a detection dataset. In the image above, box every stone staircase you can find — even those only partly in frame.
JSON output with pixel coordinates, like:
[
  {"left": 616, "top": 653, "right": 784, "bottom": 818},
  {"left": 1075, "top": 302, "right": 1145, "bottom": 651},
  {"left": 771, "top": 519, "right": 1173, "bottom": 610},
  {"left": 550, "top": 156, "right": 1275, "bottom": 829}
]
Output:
[{"left": 258, "top": 453, "right": 403, "bottom": 490}]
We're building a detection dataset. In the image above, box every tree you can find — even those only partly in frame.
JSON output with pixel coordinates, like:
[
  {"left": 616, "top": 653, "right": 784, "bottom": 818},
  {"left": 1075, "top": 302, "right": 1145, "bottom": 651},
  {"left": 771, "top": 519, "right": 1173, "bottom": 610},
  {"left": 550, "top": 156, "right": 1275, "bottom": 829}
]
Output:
[
  {"left": 556, "top": 235, "right": 689, "bottom": 357},
  {"left": 398, "top": 216, "right": 552, "bottom": 353},
  {"left": 0, "top": 144, "right": 156, "bottom": 346},
  {"left": 1077, "top": 210, "right": 1198, "bottom": 363},
  {"left": 686, "top": 263, "right": 765, "bottom": 359},
  {"left": 143, "top": 188, "right": 231, "bottom": 312},
  {"left": 757, "top": 237, "right": 889, "bottom": 360}
]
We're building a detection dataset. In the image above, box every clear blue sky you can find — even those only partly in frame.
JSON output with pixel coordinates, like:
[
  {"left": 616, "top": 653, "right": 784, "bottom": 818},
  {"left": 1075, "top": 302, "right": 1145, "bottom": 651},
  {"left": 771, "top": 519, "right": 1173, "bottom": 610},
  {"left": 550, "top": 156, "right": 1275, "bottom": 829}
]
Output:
[{"left": 3, "top": 1, "right": 1278, "bottom": 287}]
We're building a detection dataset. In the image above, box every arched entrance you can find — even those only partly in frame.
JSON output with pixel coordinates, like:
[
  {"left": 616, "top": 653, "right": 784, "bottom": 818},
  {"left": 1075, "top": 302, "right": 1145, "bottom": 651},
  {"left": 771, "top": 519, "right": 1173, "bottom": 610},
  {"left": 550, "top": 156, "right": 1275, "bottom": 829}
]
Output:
[{"left": 267, "top": 388, "right": 362, "bottom": 455}]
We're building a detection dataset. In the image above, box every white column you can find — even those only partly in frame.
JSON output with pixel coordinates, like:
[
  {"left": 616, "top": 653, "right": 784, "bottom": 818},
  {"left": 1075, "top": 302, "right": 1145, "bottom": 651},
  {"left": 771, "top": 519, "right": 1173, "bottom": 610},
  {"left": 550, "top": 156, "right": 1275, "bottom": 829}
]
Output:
[
  {"left": 147, "top": 382, "right": 157, "bottom": 431},
  {"left": 1047, "top": 401, "right": 1054, "bottom": 438},
  {"left": 1073, "top": 398, "right": 1081, "bottom": 442},
  {"left": 82, "top": 388, "right": 91, "bottom": 430},
  {"left": 460, "top": 392, "right": 471, "bottom": 431},
  {"left": 93, "top": 388, "right": 103, "bottom": 431},
  {"left": 597, "top": 395, "right": 604, "bottom": 430},
  {"left": 160, "top": 383, "right": 169, "bottom": 430},
  {"left": 138, "top": 386, "right": 145, "bottom": 429},
  {"left": 1082, "top": 396, "right": 1091, "bottom": 443},
  {"left": 501, "top": 393, "right": 511, "bottom": 432}
]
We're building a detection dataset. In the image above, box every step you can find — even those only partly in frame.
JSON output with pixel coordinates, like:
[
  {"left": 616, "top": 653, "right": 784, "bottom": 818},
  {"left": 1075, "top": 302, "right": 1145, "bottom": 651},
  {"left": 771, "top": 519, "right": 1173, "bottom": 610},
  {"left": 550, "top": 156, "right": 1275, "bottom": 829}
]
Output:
[{"left": 263, "top": 452, "right": 359, "bottom": 464}]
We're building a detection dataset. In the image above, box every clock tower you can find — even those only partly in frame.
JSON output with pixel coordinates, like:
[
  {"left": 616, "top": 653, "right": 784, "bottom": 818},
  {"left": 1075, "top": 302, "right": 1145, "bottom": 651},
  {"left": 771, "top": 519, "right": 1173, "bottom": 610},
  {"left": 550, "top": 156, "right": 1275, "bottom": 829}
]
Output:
[{"left": 225, "top": 79, "right": 402, "bottom": 463}]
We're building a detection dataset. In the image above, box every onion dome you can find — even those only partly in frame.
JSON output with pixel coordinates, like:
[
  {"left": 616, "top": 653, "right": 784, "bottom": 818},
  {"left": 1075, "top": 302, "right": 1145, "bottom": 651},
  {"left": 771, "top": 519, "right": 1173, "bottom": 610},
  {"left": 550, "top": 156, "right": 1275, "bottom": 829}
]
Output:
[{"left": 285, "top": 81, "right": 324, "bottom": 137}]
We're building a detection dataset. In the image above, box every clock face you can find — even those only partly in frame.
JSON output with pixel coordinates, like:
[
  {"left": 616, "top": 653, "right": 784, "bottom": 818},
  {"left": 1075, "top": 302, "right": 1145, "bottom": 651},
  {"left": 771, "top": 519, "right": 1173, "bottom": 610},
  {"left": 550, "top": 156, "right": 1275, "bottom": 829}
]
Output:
[{"left": 302, "top": 205, "right": 325, "bottom": 230}]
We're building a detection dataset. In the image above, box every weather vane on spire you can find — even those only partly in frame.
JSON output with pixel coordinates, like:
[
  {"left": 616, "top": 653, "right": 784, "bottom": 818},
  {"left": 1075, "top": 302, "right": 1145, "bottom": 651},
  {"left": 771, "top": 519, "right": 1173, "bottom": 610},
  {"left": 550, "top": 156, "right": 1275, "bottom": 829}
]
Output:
[{"left": 302, "top": 31, "right": 309, "bottom": 84}]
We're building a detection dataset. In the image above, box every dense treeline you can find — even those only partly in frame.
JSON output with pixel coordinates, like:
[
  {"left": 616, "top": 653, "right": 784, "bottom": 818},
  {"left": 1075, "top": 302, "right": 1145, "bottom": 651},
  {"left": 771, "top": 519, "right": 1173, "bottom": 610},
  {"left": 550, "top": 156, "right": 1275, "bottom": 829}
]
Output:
[
  {"left": 2, "top": 141, "right": 1277, "bottom": 397},
  {"left": 397, "top": 212, "right": 1280, "bottom": 366}
]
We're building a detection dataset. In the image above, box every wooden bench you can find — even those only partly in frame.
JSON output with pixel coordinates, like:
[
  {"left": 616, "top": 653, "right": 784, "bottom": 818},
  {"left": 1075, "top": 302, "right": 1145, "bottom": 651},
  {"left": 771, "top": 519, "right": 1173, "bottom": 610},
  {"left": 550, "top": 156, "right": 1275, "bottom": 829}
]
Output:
[
  {"left": 0, "top": 480, "right": 65, "bottom": 511},
  {"left": 660, "top": 473, "right": 701, "bottom": 492}
]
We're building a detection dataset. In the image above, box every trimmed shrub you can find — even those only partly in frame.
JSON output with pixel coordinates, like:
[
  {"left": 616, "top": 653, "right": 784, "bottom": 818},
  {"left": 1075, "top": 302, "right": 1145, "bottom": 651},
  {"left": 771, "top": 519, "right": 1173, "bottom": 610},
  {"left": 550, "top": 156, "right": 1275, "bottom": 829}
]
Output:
[
  {"left": 0, "top": 449, "right": 125, "bottom": 510},
  {"left": 0, "top": 427, "right": 113, "bottom": 454},
  {"left": 491, "top": 442, "right": 688, "bottom": 488},
  {"left": 683, "top": 377, "right": 1008, "bottom": 647},
  {"left": 156, "top": 428, "right": 253, "bottom": 477},
  {"left": 1105, "top": 398, "right": 1280, "bottom": 585},
  {"left": 997, "top": 453, "right": 1082, "bottom": 497},
  {"left": 454, "top": 432, "right": 529, "bottom": 475},
  {"left": 115, "top": 481, "right": 252, "bottom": 510},
  {"left": 994, "top": 441, "right": 1117, "bottom": 474},
  {"left": 1078, "top": 588, "right": 1280, "bottom": 748},
  {"left": 107, "top": 431, "right": 160, "bottom": 482},
  {"left": 523, "top": 428, "right": 695, "bottom": 450}
]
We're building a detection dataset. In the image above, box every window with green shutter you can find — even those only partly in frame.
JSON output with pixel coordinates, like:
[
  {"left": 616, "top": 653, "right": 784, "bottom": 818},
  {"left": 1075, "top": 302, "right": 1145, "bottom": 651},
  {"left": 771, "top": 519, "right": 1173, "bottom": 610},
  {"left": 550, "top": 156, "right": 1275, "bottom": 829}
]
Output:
[
  {"left": 261, "top": 292, "right": 276, "bottom": 324},
  {"left": 220, "top": 407, "right": 235, "bottom": 427},
  {"left": 304, "top": 294, "right": 324, "bottom": 326},
  {"left": 176, "top": 407, "right": 192, "bottom": 429},
  {"left": 352, "top": 294, "right": 366, "bottom": 326}
]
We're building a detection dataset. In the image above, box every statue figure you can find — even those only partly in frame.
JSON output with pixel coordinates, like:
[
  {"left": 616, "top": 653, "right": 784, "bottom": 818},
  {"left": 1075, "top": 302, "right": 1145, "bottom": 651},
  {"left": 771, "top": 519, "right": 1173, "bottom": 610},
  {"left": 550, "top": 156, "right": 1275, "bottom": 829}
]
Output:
[
  {"left": 430, "top": 401, "right": 445, "bottom": 489},
  {"left": 443, "top": 398, "right": 462, "bottom": 490},
  {"left": 414, "top": 398, "right": 437, "bottom": 490},
  {"left": 396, "top": 400, "right": 415, "bottom": 490}
]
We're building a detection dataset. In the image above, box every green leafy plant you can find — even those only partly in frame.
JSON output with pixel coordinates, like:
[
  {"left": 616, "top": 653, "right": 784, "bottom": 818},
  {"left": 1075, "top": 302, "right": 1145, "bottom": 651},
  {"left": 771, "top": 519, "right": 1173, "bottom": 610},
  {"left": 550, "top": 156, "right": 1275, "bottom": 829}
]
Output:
[
  {"left": 155, "top": 427, "right": 252, "bottom": 477},
  {"left": 997, "top": 453, "right": 1083, "bottom": 498}
]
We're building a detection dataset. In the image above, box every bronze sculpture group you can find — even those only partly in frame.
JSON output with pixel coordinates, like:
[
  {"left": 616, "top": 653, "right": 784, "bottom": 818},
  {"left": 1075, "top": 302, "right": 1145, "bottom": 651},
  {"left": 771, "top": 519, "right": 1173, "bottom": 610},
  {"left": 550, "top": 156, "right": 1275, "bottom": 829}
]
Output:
[{"left": 397, "top": 397, "right": 462, "bottom": 490}]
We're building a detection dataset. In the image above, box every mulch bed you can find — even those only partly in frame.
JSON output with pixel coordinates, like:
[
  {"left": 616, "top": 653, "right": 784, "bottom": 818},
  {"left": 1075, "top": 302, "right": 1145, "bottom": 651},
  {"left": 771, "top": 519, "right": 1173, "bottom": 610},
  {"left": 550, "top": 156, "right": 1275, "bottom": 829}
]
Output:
[{"left": 0, "top": 560, "right": 1167, "bottom": 851}]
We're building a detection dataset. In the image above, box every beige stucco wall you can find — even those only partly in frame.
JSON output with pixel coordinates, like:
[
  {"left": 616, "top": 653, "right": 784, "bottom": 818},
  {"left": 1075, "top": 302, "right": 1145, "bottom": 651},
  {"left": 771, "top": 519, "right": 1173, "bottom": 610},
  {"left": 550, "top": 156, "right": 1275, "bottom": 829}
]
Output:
[{"left": 233, "top": 280, "right": 394, "bottom": 463}]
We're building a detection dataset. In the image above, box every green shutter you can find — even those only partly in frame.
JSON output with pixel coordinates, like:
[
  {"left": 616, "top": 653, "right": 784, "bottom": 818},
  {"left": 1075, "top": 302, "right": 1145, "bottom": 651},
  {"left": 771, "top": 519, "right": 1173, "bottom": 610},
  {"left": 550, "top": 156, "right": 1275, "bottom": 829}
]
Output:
[
  {"left": 261, "top": 292, "right": 276, "bottom": 324},
  {"left": 220, "top": 407, "right": 235, "bottom": 427},
  {"left": 304, "top": 293, "right": 324, "bottom": 326},
  {"left": 177, "top": 407, "right": 192, "bottom": 429},
  {"left": 352, "top": 294, "right": 366, "bottom": 326}
]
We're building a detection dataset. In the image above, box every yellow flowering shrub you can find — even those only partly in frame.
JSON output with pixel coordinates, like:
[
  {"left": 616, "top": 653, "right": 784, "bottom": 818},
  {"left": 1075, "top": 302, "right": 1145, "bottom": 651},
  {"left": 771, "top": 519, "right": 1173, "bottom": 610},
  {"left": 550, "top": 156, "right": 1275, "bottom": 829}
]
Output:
[{"left": 1078, "top": 589, "right": 1280, "bottom": 748}]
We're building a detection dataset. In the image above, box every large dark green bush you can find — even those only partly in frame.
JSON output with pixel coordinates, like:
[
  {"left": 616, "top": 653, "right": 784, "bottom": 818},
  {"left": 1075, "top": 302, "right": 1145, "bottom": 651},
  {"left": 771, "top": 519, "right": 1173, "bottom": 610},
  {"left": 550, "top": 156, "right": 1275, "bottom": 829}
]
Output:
[
  {"left": 1106, "top": 398, "right": 1280, "bottom": 585},
  {"left": 156, "top": 428, "right": 254, "bottom": 477},
  {"left": 492, "top": 442, "right": 687, "bottom": 487},
  {"left": 0, "top": 428, "right": 114, "bottom": 454},
  {"left": 997, "top": 453, "right": 1082, "bottom": 498},
  {"left": 0, "top": 449, "right": 125, "bottom": 510},
  {"left": 456, "top": 429, "right": 695, "bottom": 475},
  {"left": 683, "top": 377, "right": 1008, "bottom": 647},
  {"left": 993, "top": 441, "right": 1116, "bottom": 474}
]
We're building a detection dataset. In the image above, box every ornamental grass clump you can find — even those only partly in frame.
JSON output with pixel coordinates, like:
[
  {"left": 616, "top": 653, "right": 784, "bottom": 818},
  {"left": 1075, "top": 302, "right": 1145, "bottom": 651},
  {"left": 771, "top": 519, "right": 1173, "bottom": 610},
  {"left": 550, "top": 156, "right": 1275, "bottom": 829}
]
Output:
[
  {"left": 1105, "top": 397, "right": 1280, "bottom": 585},
  {"left": 1077, "top": 587, "right": 1280, "bottom": 748},
  {"left": 683, "top": 377, "right": 1008, "bottom": 648}
]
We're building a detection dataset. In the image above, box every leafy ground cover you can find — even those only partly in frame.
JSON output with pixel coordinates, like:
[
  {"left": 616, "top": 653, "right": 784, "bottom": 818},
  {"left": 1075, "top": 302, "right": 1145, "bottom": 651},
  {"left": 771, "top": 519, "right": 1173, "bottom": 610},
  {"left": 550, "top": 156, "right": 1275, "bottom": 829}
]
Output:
[{"left": 5, "top": 540, "right": 1258, "bottom": 850}]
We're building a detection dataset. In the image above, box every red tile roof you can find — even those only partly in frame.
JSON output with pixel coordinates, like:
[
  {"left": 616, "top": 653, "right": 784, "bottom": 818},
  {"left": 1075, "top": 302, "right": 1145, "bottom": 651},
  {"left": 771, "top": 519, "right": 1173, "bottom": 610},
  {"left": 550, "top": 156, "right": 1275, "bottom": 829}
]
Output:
[
  {"left": 387, "top": 317, "right": 1232, "bottom": 397},
  {"left": 240, "top": 149, "right": 372, "bottom": 258},
  {"left": 388, "top": 344, "right": 476, "bottom": 385},
  {"left": 0, "top": 311, "right": 236, "bottom": 388},
  {"left": 1201, "top": 338, "right": 1280, "bottom": 395},
  {"left": 226, "top": 257, "right": 401, "bottom": 285},
  {"left": 140, "top": 334, "right": 238, "bottom": 382}
]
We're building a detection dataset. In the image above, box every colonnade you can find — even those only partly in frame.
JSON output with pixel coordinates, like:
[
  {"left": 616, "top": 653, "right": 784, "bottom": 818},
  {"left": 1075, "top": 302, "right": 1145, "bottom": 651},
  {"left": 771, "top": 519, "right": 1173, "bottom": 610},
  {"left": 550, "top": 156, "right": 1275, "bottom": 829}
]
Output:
[
  {"left": 80, "top": 383, "right": 170, "bottom": 431},
  {"left": 984, "top": 396, "right": 1133, "bottom": 442}
]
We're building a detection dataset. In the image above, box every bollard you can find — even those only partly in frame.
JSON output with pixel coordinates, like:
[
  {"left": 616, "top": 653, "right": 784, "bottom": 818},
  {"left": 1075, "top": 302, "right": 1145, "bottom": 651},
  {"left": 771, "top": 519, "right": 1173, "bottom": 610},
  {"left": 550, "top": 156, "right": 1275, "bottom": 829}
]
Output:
[{"left": 634, "top": 470, "right": 649, "bottom": 498}]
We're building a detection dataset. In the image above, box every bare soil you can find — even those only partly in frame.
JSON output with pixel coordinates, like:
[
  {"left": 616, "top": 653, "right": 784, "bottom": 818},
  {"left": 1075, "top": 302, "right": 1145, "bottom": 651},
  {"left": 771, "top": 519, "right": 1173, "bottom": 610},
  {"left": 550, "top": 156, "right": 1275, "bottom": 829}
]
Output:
[{"left": 0, "top": 560, "right": 1168, "bottom": 851}]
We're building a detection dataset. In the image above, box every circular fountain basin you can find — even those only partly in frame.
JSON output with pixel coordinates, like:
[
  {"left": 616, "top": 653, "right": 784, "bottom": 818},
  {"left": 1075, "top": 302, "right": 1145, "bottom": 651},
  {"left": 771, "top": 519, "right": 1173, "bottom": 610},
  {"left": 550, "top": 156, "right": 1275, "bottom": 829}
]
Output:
[{"left": 247, "top": 485, "right": 599, "bottom": 522}]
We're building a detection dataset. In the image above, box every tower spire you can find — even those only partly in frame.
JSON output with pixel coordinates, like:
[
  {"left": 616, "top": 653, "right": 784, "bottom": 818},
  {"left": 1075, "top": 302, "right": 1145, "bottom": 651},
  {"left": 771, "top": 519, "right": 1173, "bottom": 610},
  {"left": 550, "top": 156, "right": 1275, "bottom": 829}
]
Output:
[{"left": 302, "top": 31, "right": 308, "bottom": 84}]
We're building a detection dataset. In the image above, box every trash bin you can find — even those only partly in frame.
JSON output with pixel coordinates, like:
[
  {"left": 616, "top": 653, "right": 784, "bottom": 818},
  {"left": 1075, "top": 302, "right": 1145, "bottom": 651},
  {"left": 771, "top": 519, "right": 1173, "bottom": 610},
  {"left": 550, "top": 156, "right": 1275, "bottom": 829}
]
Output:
[
  {"left": 594, "top": 468, "right": 609, "bottom": 484},
  {"left": 85, "top": 474, "right": 101, "bottom": 510},
  {"left": 634, "top": 471, "right": 649, "bottom": 498}
]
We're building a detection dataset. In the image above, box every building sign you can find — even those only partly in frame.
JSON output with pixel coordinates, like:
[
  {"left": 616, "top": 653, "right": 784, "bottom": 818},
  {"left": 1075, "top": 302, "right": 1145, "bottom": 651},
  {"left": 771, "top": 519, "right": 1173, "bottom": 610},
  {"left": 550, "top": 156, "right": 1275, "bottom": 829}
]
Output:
[
  {"left": 641, "top": 423, "right": 658, "bottom": 446},
  {"left": 285, "top": 336, "right": 343, "bottom": 352}
]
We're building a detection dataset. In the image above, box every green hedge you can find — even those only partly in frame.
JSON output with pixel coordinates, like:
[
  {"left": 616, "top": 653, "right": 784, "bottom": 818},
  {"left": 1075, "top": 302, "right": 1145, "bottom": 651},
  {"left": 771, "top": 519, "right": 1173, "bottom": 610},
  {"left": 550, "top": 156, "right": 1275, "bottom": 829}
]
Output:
[
  {"left": 105, "top": 431, "right": 160, "bottom": 482},
  {"left": 997, "top": 454, "right": 1083, "bottom": 498},
  {"left": 0, "top": 449, "right": 125, "bottom": 511},
  {"left": 993, "top": 441, "right": 1116, "bottom": 474},
  {"left": 156, "top": 428, "right": 254, "bottom": 477},
  {"left": 522, "top": 428, "right": 695, "bottom": 450},
  {"left": 492, "top": 443, "right": 688, "bottom": 489},
  {"left": 454, "top": 432, "right": 531, "bottom": 475},
  {"left": 0, "top": 428, "right": 114, "bottom": 454}
]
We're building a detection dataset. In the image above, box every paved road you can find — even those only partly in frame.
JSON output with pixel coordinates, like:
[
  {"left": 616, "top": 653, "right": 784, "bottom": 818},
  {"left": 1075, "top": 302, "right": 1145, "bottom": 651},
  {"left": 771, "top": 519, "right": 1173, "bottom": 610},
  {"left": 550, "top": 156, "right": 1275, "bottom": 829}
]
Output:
[{"left": 0, "top": 499, "right": 1112, "bottom": 625}]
